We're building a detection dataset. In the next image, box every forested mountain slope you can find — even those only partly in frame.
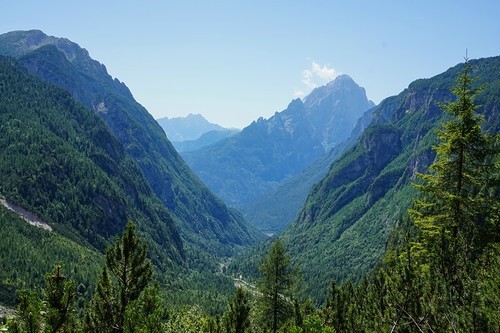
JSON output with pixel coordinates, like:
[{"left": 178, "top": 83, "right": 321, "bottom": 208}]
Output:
[
  {"left": 0, "top": 57, "right": 184, "bottom": 300},
  {"left": 0, "top": 30, "right": 263, "bottom": 257},
  {"left": 280, "top": 56, "right": 500, "bottom": 301},
  {"left": 240, "top": 138, "right": 357, "bottom": 234},
  {"left": 183, "top": 75, "right": 374, "bottom": 207},
  {"left": 229, "top": 56, "right": 500, "bottom": 302}
]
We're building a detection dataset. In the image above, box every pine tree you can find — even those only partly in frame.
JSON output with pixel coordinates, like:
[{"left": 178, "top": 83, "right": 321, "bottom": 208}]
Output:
[
  {"left": 85, "top": 221, "right": 153, "bottom": 333},
  {"left": 44, "top": 265, "right": 76, "bottom": 333},
  {"left": 84, "top": 268, "right": 117, "bottom": 333},
  {"left": 409, "top": 57, "right": 499, "bottom": 331},
  {"left": 223, "top": 287, "right": 251, "bottom": 333},
  {"left": 8, "top": 290, "right": 43, "bottom": 333},
  {"left": 257, "top": 239, "right": 297, "bottom": 333},
  {"left": 124, "top": 284, "right": 168, "bottom": 333},
  {"left": 410, "top": 58, "right": 496, "bottom": 269}
]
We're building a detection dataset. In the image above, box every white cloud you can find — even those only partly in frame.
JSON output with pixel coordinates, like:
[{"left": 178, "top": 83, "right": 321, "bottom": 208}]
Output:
[
  {"left": 293, "top": 89, "right": 306, "bottom": 98},
  {"left": 295, "top": 61, "right": 339, "bottom": 98}
]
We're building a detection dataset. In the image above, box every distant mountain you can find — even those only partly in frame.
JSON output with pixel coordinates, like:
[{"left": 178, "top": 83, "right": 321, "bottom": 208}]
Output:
[
  {"left": 241, "top": 102, "right": 377, "bottom": 234},
  {"left": 157, "top": 113, "right": 227, "bottom": 142},
  {"left": 183, "top": 75, "right": 375, "bottom": 207},
  {"left": 173, "top": 129, "right": 240, "bottom": 153},
  {"left": 0, "top": 30, "right": 263, "bottom": 258},
  {"left": 277, "top": 56, "right": 500, "bottom": 301},
  {"left": 239, "top": 139, "right": 356, "bottom": 235}
]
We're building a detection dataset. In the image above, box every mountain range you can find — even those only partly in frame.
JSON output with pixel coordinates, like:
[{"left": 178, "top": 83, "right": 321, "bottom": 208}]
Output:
[
  {"left": 182, "top": 75, "right": 374, "bottom": 210},
  {"left": 231, "top": 55, "right": 500, "bottom": 302},
  {"left": 0, "top": 30, "right": 263, "bottom": 257},
  {"left": 1, "top": 28, "right": 498, "bottom": 313},
  {"left": 157, "top": 113, "right": 227, "bottom": 142},
  {"left": 156, "top": 113, "right": 240, "bottom": 153}
]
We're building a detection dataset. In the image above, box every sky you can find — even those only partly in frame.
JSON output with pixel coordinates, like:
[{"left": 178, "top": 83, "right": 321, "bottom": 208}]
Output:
[{"left": 1, "top": 1, "right": 499, "bottom": 128}]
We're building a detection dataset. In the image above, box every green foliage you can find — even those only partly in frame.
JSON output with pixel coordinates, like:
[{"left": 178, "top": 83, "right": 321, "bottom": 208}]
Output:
[
  {"left": 7, "top": 265, "right": 77, "bottom": 333},
  {"left": 44, "top": 265, "right": 77, "bottom": 332},
  {"left": 6, "top": 34, "right": 263, "bottom": 259},
  {"left": 313, "top": 58, "right": 500, "bottom": 333},
  {"left": 84, "top": 268, "right": 117, "bottom": 333},
  {"left": 85, "top": 222, "right": 154, "bottom": 333},
  {"left": 124, "top": 284, "right": 169, "bottom": 333},
  {"left": 163, "top": 305, "right": 212, "bottom": 333},
  {"left": 229, "top": 56, "right": 500, "bottom": 304},
  {"left": 0, "top": 55, "right": 183, "bottom": 264},
  {"left": 8, "top": 290, "right": 43, "bottom": 333},
  {"left": 257, "top": 239, "right": 298, "bottom": 333},
  {"left": 222, "top": 288, "right": 251, "bottom": 333},
  {"left": 410, "top": 59, "right": 498, "bottom": 263},
  {"left": 0, "top": 205, "right": 102, "bottom": 307},
  {"left": 241, "top": 142, "right": 351, "bottom": 235}
]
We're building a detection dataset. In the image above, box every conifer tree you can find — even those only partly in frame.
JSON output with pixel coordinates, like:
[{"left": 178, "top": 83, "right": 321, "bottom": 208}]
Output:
[
  {"left": 223, "top": 287, "right": 251, "bottom": 333},
  {"left": 410, "top": 57, "right": 496, "bottom": 270},
  {"left": 84, "top": 268, "right": 117, "bottom": 333},
  {"left": 8, "top": 290, "right": 43, "bottom": 333},
  {"left": 409, "top": 57, "right": 499, "bottom": 330},
  {"left": 85, "top": 221, "right": 153, "bottom": 333},
  {"left": 44, "top": 265, "right": 76, "bottom": 333},
  {"left": 257, "top": 239, "right": 297, "bottom": 333},
  {"left": 124, "top": 284, "right": 168, "bottom": 333}
]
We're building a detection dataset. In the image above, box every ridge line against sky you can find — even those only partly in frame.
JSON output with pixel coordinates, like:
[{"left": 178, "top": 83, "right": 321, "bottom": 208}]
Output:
[{"left": 2, "top": 1, "right": 499, "bottom": 128}]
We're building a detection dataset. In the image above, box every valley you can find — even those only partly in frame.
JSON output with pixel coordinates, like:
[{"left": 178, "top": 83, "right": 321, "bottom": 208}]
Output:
[{"left": 0, "top": 29, "right": 498, "bottom": 332}]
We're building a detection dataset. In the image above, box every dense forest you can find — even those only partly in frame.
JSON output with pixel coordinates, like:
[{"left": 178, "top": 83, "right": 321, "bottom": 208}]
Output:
[
  {"left": 0, "top": 55, "right": 239, "bottom": 315},
  {"left": 1, "top": 57, "right": 498, "bottom": 332}
]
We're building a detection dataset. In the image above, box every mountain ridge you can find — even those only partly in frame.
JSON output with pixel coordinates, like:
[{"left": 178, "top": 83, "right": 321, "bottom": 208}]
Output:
[
  {"left": 183, "top": 75, "right": 374, "bottom": 207},
  {"left": 228, "top": 56, "right": 500, "bottom": 303},
  {"left": 279, "top": 55, "right": 500, "bottom": 301},
  {"left": 0, "top": 30, "right": 263, "bottom": 258},
  {"left": 156, "top": 113, "right": 231, "bottom": 142}
]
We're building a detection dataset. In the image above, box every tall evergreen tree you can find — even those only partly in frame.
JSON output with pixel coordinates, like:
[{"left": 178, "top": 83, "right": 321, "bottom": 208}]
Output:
[
  {"left": 85, "top": 221, "right": 153, "bottom": 333},
  {"left": 44, "top": 265, "right": 76, "bottom": 333},
  {"left": 8, "top": 290, "right": 43, "bottom": 333},
  {"left": 223, "top": 287, "right": 251, "bottom": 333},
  {"left": 84, "top": 268, "right": 117, "bottom": 333},
  {"left": 257, "top": 239, "right": 297, "bottom": 333},
  {"left": 409, "top": 57, "right": 499, "bottom": 331},
  {"left": 410, "top": 57, "right": 496, "bottom": 268}
]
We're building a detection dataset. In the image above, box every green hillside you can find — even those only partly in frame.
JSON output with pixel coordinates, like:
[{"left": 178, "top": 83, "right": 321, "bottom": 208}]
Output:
[
  {"left": 229, "top": 56, "right": 500, "bottom": 303},
  {"left": 0, "top": 56, "right": 182, "bottom": 261},
  {"left": 0, "top": 56, "right": 192, "bottom": 308},
  {"left": 0, "top": 30, "right": 263, "bottom": 259},
  {"left": 282, "top": 56, "right": 500, "bottom": 301}
]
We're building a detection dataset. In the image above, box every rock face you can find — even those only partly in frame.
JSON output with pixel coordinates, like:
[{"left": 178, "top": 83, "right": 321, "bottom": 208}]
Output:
[
  {"left": 183, "top": 75, "right": 374, "bottom": 207},
  {"left": 303, "top": 75, "right": 376, "bottom": 150}
]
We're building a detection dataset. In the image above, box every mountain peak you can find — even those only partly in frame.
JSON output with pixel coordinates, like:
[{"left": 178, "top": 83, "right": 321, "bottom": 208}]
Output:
[
  {"left": 156, "top": 113, "right": 226, "bottom": 142},
  {"left": 286, "top": 98, "right": 304, "bottom": 110},
  {"left": 0, "top": 30, "right": 83, "bottom": 63},
  {"left": 326, "top": 74, "right": 354, "bottom": 86},
  {"left": 302, "top": 74, "right": 361, "bottom": 106}
]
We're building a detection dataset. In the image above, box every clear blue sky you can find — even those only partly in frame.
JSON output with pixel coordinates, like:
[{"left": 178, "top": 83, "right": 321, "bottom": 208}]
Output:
[{"left": 2, "top": 1, "right": 499, "bottom": 128}]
